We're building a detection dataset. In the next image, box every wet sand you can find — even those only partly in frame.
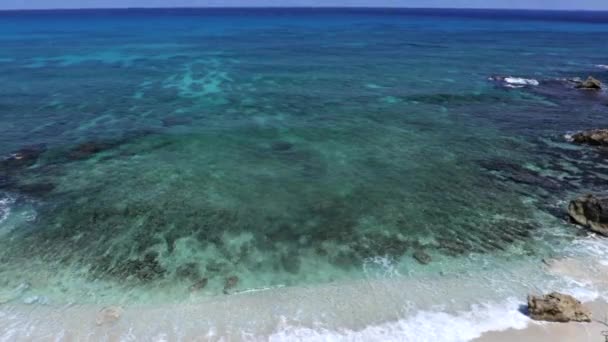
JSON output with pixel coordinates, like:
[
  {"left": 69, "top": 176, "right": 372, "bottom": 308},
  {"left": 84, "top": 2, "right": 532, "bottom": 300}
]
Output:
[{"left": 476, "top": 300, "right": 608, "bottom": 342}]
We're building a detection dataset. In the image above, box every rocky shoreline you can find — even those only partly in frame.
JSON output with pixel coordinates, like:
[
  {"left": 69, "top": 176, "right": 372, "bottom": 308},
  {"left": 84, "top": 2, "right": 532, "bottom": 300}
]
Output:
[{"left": 490, "top": 71, "right": 608, "bottom": 323}]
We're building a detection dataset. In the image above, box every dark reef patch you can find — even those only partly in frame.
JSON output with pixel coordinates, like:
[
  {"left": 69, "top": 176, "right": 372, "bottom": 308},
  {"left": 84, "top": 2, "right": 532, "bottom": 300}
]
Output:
[{"left": 1, "top": 144, "right": 47, "bottom": 172}]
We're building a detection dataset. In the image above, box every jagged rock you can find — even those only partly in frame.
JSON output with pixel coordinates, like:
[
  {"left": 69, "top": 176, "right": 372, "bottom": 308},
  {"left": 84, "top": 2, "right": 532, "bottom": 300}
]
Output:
[
  {"left": 571, "top": 129, "right": 608, "bottom": 146},
  {"left": 527, "top": 292, "right": 591, "bottom": 322},
  {"left": 575, "top": 76, "right": 602, "bottom": 90},
  {"left": 96, "top": 306, "right": 123, "bottom": 326},
  {"left": 568, "top": 194, "right": 608, "bottom": 236},
  {"left": 413, "top": 250, "right": 432, "bottom": 265}
]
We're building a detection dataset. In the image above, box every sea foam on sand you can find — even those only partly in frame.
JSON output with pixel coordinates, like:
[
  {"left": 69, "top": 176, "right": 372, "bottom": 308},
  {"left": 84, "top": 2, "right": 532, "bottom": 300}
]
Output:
[{"left": 269, "top": 298, "right": 529, "bottom": 342}]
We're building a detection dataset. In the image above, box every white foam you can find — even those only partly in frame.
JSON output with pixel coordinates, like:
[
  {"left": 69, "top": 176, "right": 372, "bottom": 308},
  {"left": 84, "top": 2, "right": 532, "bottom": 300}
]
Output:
[
  {"left": 503, "top": 77, "right": 539, "bottom": 88},
  {"left": 269, "top": 298, "right": 529, "bottom": 342},
  {"left": 597, "top": 64, "right": 608, "bottom": 70},
  {"left": 0, "top": 195, "right": 15, "bottom": 224}
]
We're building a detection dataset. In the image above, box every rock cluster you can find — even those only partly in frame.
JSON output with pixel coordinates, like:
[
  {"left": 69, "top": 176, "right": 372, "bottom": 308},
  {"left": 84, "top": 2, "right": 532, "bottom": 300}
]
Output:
[{"left": 527, "top": 292, "right": 591, "bottom": 323}]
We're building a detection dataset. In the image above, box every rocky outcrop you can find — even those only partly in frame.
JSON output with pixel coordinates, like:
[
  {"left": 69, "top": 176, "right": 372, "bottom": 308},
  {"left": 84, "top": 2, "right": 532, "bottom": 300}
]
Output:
[
  {"left": 568, "top": 194, "right": 608, "bottom": 236},
  {"left": 527, "top": 292, "right": 591, "bottom": 322},
  {"left": 575, "top": 76, "right": 602, "bottom": 90},
  {"left": 571, "top": 129, "right": 608, "bottom": 146}
]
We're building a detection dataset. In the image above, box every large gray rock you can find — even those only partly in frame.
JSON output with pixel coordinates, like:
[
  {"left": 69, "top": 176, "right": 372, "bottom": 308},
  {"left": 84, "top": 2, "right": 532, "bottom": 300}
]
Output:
[
  {"left": 575, "top": 76, "right": 602, "bottom": 90},
  {"left": 569, "top": 194, "right": 608, "bottom": 236},
  {"left": 527, "top": 292, "right": 591, "bottom": 322},
  {"left": 572, "top": 129, "right": 608, "bottom": 146}
]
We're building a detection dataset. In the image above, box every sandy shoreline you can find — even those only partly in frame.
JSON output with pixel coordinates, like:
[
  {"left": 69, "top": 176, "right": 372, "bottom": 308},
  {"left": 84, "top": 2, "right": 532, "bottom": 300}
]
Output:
[
  {"left": 3, "top": 299, "right": 607, "bottom": 341},
  {"left": 476, "top": 300, "right": 608, "bottom": 342},
  {"left": 477, "top": 256, "right": 608, "bottom": 342},
  {"left": 1, "top": 251, "right": 608, "bottom": 341}
]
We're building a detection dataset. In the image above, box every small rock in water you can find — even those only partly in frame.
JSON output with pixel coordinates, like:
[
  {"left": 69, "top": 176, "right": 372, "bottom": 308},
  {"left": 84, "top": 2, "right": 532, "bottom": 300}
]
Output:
[
  {"left": 413, "top": 250, "right": 432, "bottom": 265},
  {"left": 571, "top": 128, "right": 608, "bottom": 146},
  {"left": 68, "top": 141, "right": 113, "bottom": 160},
  {"left": 527, "top": 292, "right": 591, "bottom": 322},
  {"left": 223, "top": 275, "right": 239, "bottom": 294},
  {"left": 575, "top": 76, "right": 602, "bottom": 90},
  {"left": 161, "top": 116, "right": 192, "bottom": 127},
  {"left": 568, "top": 194, "right": 608, "bottom": 236},
  {"left": 189, "top": 278, "right": 208, "bottom": 292},
  {"left": 1, "top": 145, "right": 46, "bottom": 170},
  {"left": 96, "top": 306, "right": 124, "bottom": 326},
  {"left": 271, "top": 141, "right": 294, "bottom": 152}
]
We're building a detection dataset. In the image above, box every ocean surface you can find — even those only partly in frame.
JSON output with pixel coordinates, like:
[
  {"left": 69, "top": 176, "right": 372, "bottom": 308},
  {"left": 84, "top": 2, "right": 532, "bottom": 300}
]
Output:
[{"left": 1, "top": 8, "right": 608, "bottom": 340}]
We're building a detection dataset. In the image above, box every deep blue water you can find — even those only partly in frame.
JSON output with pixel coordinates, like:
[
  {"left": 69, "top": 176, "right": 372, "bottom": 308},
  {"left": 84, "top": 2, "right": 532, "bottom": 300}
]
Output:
[{"left": 0, "top": 8, "right": 607, "bottom": 304}]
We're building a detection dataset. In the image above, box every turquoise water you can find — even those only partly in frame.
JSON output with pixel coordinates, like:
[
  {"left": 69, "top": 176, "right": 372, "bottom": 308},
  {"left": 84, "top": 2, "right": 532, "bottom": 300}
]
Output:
[{"left": 1, "top": 9, "right": 608, "bottom": 309}]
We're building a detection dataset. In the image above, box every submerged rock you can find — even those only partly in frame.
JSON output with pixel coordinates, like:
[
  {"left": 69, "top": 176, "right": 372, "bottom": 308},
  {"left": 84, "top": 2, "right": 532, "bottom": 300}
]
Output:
[
  {"left": 189, "top": 278, "right": 208, "bottom": 292},
  {"left": 14, "top": 182, "right": 56, "bottom": 197},
  {"left": 527, "top": 292, "right": 591, "bottom": 322},
  {"left": 271, "top": 141, "right": 294, "bottom": 152},
  {"left": 68, "top": 141, "right": 113, "bottom": 160},
  {"left": 223, "top": 275, "right": 239, "bottom": 294},
  {"left": 111, "top": 252, "right": 166, "bottom": 282},
  {"left": 568, "top": 194, "right": 608, "bottom": 236},
  {"left": 161, "top": 116, "right": 192, "bottom": 127},
  {"left": 96, "top": 306, "right": 123, "bottom": 326},
  {"left": 0, "top": 145, "right": 46, "bottom": 171},
  {"left": 571, "top": 129, "right": 608, "bottom": 146},
  {"left": 575, "top": 76, "right": 602, "bottom": 90},
  {"left": 413, "top": 250, "right": 432, "bottom": 265},
  {"left": 479, "top": 159, "right": 561, "bottom": 190}
]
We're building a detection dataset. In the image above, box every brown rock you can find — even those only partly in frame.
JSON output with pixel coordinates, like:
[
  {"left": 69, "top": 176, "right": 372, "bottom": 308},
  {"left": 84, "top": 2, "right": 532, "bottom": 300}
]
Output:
[
  {"left": 568, "top": 194, "right": 608, "bottom": 236},
  {"left": 575, "top": 76, "right": 602, "bottom": 90},
  {"left": 527, "top": 292, "right": 591, "bottom": 322},
  {"left": 571, "top": 129, "right": 608, "bottom": 146},
  {"left": 96, "top": 306, "right": 123, "bottom": 326}
]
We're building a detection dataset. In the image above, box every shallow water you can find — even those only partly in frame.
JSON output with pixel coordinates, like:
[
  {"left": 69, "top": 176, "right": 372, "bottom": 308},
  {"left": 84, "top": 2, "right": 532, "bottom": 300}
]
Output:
[{"left": 1, "top": 8, "right": 608, "bottom": 340}]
